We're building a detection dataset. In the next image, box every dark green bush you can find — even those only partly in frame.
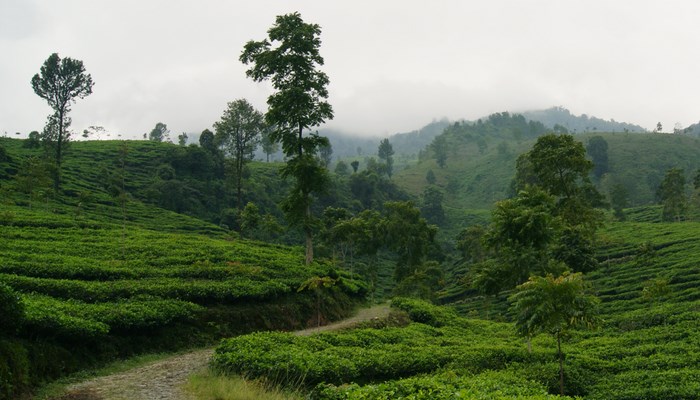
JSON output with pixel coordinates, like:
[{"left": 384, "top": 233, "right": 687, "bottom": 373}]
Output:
[
  {"left": 0, "top": 282, "right": 24, "bottom": 335},
  {"left": 391, "top": 297, "right": 457, "bottom": 327},
  {"left": 0, "top": 339, "right": 29, "bottom": 400}
]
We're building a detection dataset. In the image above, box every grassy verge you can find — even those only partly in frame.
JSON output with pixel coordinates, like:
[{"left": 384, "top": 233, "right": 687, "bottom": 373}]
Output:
[{"left": 185, "top": 371, "right": 302, "bottom": 400}]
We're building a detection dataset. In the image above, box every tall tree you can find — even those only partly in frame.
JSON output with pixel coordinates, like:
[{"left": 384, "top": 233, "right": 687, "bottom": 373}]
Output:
[
  {"left": 520, "top": 133, "right": 600, "bottom": 228},
  {"left": 260, "top": 126, "right": 279, "bottom": 162},
  {"left": 586, "top": 136, "right": 609, "bottom": 179},
  {"left": 474, "top": 187, "right": 561, "bottom": 293},
  {"left": 420, "top": 185, "right": 445, "bottom": 225},
  {"left": 509, "top": 272, "right": 600, "bottom": 396},
  {"left": 383, "top": 201, "right": 438, "bottom": 282},
  {"left": 177, "top": 132, "right": 188, "bottom": 146},
  {"left": 199, "top": 129, "right": 217, "bottom": 153},
  {"left": 609, "top": 183, "right": 629, "bottom": 221},
  {"left": 31, "top": 53, "right": 93, "bottom": 190},
  {"left": 318, "top": 141, "right": 333, "bottom": 168},
  {"left": 241, "top": 12, "right": 334, "bottom": 264},
  {"left": 657, "top": 167, "right": 687, "bottom": 222},
  {"left": 214, "top": 99, "right": 264, "bottom": 211},
  {"left": 431, "top": 135, "right": 448, "bottom": 168},
  {"left": 350, "top": 160, "right": 360, "bottom": 173},
  {"left": 377, "top": 138, "right": 395, "bottom": 177}
]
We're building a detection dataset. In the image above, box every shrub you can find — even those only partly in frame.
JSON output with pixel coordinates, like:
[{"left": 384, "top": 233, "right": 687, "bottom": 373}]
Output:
[
  {"left": 0, "top": 282, "right": 24, "bottom": 335},
  {"left": 0, "top": 339, "right": 29, "bottom": 400},
  {"left": 391, "top": 297, "right": 457, "bottom": 327}
]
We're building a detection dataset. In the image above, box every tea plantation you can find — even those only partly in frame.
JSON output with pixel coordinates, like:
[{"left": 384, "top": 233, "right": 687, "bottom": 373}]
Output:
[
  {"left": 0, "top": 205, "right": 364, "bottom": 399},
  {"left": 213, "top": 220, "right": 700, "bottom": 399}
]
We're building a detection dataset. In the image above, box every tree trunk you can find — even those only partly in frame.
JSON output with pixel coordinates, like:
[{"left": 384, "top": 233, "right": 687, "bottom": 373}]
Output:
[
  {"left": 55, "top": 109, "right": 64, "bottom": 191},
  {"left": 557, "top": 332, "right": 564, "bottom": 396},
  {"left": 316, "top": 290, "right": 321, "bottom": 327},
  {"left": 305, "top": 228, "right": 313, "bottom": 265}
]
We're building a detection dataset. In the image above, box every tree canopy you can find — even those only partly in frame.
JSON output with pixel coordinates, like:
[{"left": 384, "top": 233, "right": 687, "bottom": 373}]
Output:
[
  {"left": 509, "top": 272, "right": 600, "bottom": 395},
  {"left": 214, "top": 99, "right": 265, "bottom": 210}
]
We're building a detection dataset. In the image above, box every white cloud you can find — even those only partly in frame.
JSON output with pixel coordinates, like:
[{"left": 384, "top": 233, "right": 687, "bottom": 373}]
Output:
[{"left": 3, "top": 0, "right": 700, "bottom": 137}]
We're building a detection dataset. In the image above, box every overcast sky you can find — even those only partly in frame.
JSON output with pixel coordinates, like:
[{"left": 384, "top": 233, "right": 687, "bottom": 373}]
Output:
[{"left": 2, "top": 0, "right": 699, "bottom": 139}]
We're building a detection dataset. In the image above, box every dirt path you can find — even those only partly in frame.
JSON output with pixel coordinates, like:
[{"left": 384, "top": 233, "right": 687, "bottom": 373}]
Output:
[{"left": 57, "top": 304, "right": 391, "bottom": 400}]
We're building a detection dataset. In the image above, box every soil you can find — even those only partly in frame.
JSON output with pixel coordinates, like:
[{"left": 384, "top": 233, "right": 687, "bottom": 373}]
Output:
[{"left": 53, "top": 304, "right": 391, "bottom": 400}]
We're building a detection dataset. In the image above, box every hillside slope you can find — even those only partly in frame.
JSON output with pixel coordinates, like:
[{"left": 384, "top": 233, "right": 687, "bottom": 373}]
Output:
[
  {"left": 0, "top": 138, "right": 367, "bottom": 399},
  {"left": 393, "top": 120, "right": 700, "bottom": 233}
]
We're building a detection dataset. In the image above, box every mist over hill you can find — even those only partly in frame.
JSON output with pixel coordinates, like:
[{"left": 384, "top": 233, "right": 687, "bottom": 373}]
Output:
[
  {"left": 520, "top": 106, "right": 647, "bottom": 133},
  {"left": 321, "top": 107, "right": 647, "bottom": 162}
]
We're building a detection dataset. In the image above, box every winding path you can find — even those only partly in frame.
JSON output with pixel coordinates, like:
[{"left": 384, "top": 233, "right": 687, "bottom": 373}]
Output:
[{"left": 58, "top": 304, "right": 391, "bottom": 400}]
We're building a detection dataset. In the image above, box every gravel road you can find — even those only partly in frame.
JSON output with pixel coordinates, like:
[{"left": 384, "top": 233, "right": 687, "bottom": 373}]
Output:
[{"left": 57, "top": 304, "right": 391, "bottom": 400}]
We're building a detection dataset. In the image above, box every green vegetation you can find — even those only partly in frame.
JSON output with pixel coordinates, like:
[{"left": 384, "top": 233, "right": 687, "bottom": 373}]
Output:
[
  {"left": 394, "top": 115, "right": 700, "bottom": 235},
  {"left": 241, "top": 12, "right": 334, "bottom": 265},
  {"left": 186, "top": 371, "right": 302, "bottom": 400},
  {"left": 0, "top": 136, "right": 369, "bottom": 399},
  {"left": 6, "top": 14, "right": 700, "bottom": 400},
  {"left": 30, "top": 53, "right": 94, "bottom": 191}
]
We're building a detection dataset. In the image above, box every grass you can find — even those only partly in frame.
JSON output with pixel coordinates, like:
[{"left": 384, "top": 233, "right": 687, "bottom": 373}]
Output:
[{"left": 185, "top": 371, "right": 302, "bottom": 400}]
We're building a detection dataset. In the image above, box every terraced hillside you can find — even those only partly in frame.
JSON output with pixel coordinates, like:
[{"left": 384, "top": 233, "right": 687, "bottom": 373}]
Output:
[
  {"left": 393, "top": 115, "right": 700, "bottom": 235},
  {"left": 0, "top": 137, "right": 366, "bottom": 399},
  {"left": 211, "top": 218, "right": 700, "bottom": 398}
]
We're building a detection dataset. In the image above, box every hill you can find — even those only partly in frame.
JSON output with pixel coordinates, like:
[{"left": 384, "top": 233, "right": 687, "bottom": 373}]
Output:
[
  {"left": 393, "top": 115, "right": 700, "bottom": 235},
  {"left": 0, "top": 138, "right": 368, "bottom": 399},
  {"left": 212, "top": 217, "right": 700, "bottom": 398},
  {"left": 317, "top": 107, "right": 645, "bottom": 167},
  {"left": 520, "top": 106, "right": 647, "bottom": 134}
]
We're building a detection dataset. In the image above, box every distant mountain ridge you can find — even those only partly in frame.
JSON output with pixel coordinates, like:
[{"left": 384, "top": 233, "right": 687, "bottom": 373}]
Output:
[
  {"left": 322, "top": 107, "right": 647, "bottom": 161},
  {"left": 519, "top": 106, "right": 647, "bottom": 133}
]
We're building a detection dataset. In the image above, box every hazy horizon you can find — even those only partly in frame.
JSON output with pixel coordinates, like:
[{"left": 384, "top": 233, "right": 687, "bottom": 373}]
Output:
[{"left": 2, "top": 1, "right": 699, "bottom": 139}]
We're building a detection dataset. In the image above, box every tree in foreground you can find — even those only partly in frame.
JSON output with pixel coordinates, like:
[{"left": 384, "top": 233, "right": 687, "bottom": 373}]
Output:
[
  {"left": 31, "top": 53, "right": 94, "bottom": 190},
  {"left": 214, "top": 99, "right": 264, "bottom": 211},
  {"left": 509, "top": 272, "right": 600, "bottom": 396},
  {"left": 241, "top": 12, "right": 334, "bottom": 264}
]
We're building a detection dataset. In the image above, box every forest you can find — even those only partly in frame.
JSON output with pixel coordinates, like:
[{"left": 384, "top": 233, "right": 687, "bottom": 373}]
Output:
[{"left": 1, "top": 11, "right": 700, "bottom": 400}]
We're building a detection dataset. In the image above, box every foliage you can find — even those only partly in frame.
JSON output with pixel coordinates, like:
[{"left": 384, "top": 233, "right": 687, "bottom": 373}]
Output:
[
  {"left": 148, "top": 122, "right": 170, "bottom": 142},
  {"left": 0, "top": 282, "right": 24, "bottom": 335},
  {"left": 383, "top": 201, "right": 438, "bottom": 282},
  {"left": 656, "top": 167, "right": 687, "bottom": 222},
  {"left": 31, "top": 53, "right": 93, "bottom": 190},
  {"left": 214, "top": 99, "right": 265, "bottom": 211},
  {"left": 420, "top": 185, "right": 445, "bottom": 225},
  {"left": 241, "top": 12, "right": 334, "bottom": 264},
  {"left": 425, "top": 169, "right": 436, "bottom": 185},
  {"left": 586, "top": 136, "right": 609, "bottom": 179},
  {"left": 509, "top": 272, "right": 600, "bottom": 338},
  {"left": 524, "top": 134, "right": 598, "bottom": 226},
  {"left": 474, "top": 187, "right": 560, "bottom": 293},
  {"left": 430, "top": 134, "right": 448, "bottom": 168},
  {"left": 509, "top": 272, "right": 600, "bottom": 395},
  {"left": 377, "top": 138, "right": 395, "bottom": 178},
  {"left": 240, "top": 12, "right": 333, "bottom": 150},
  {"left": 390, "top": 297, "right": 456, "bottom": 327},
  {"left": 314, "top": 370, "right": 565, "bottom": 400},
  {"left": 456, "top": 224, "right": 487, "bottom": 264},
  {"left": 608, "top": 183, "right": 628, "bottom": 220}
]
